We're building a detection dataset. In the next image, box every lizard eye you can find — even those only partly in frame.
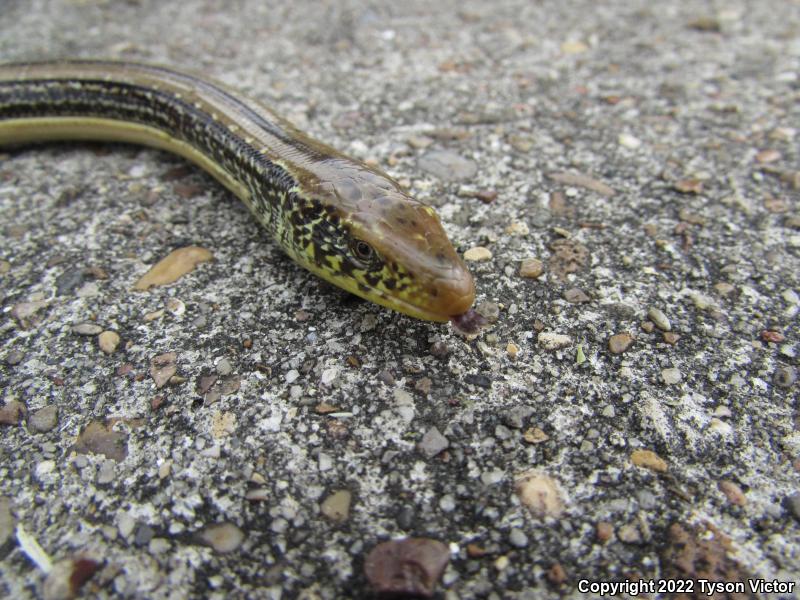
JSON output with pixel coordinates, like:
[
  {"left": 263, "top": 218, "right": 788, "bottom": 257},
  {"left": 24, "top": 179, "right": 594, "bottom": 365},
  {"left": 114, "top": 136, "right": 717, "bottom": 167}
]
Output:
[{"left": 349, "top": 238, "right": 379, "bottom": 269}]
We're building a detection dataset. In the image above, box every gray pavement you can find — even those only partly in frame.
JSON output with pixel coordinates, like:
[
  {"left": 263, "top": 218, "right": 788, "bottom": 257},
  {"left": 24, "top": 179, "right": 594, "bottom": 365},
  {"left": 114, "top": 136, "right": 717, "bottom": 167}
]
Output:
[{"left": 1, "top": 0, "right": 798, "bottom": 598}]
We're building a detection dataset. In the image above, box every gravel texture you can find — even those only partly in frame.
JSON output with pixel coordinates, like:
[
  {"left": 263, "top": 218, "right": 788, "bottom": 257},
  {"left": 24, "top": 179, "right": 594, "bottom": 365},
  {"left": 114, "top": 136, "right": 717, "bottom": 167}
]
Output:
[{"left": 1, "top": 0, "right": 798, "bottom": 598}]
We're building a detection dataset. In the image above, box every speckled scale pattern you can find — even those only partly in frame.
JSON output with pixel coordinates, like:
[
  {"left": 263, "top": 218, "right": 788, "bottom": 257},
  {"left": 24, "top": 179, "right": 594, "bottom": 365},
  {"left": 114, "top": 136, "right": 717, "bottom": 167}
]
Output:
[{"left": 0, "top": 60, "right": 476, "bottom": 321}]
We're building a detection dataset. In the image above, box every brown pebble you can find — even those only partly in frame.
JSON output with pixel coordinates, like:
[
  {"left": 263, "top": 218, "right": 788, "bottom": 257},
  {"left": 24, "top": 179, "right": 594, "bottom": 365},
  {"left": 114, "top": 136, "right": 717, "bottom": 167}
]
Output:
[
  {"left": 608, "top": 332, "right": 634, "bottom": 354},
  {"left": 150, "top": 352, "right": 177, "bottom": 388},
  {"left": 364, "top": 538, "right": 450, "bottom": 599},
  {"left": 0, "top": 401, "right": 27, "bottom": 426},
  {"left": 630, "top": 449, "right": 667, "bottom": 472},
  {"left": 522, "top": 427, "right": 549, "bottom": 444},
  {"left": 596, "top": 521, "right": 614, "bottom": 543},
  {"left": 546, "top": 562, "right": 567, "bottom": 585},
  {"left": 755, "top": 149, "right": 781, "bottom": 164},
  {"left": 466, "top": 543, "right": 486, "bottom": 558},
  {"left": 43, "top": 557, "right": 101, "bottom": 600},
  {"left": 133, "top": 246, "right": 213, "bottom": 291},
  {"left": 320, "top": 490, "right": 352, "bottom": 523},
  {"left": 674, "top": 179, "right": 703, "bottom": 194},
  {"left": 514, "top": 470, "right": 564, "bottom": 518},
  {"left": 74, "top": 421, "right": 128, "bottom": 462},
  {"left": 662, "top": 331, "right": 681, "bottom": 345},
  {"left": 28, "top": 405, "right": 59, "bottom": 433},
  {"left": 718, "top": 480, "right": 746, "bottom": 506},
  {"left": 519, "top": 258, "right": 544, "bottom": 279},
  {"left": 641, "top": 321, "right": 655, "bottom": 333},
  {"left": 475, "top": 190, "right": 498, "bottom": 203},
  {"left": 98, "top": 331, "right": 121, "bottom": 354},
  {"left": 415, "top": 377, "right": 433, "bottom": 394},
  {"left": 761, "top": 330, "right": 784, "bottom": 343}
]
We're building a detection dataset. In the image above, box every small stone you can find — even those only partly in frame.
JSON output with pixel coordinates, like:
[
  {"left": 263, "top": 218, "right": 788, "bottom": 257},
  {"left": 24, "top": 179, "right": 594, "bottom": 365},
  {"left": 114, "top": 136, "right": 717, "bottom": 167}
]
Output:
[
  {"left": 506, "top": 342, "right": 519, "bottom": 358},
  {"left": 714, "top": 282, "right": 735, "bottom": 296},
  {"left": 618, "top": 133, "right": 642, "bottom": 149},
  {"left": 28, "top": 405, "right": 59, "bottom": 433},
  {"left": 150, "top": 352, "right": 177, "bottom": 388},
  {"left": 523, "top": 427, "right": 549, "bottom": 444},
  {"left": 72, "top": 322, "right": 103, "bottom": 336},
  {"left": 608, "top": 333, "right": 634, "bottom": 354},
  {"left": 718, "top": 480, "right": 746, "bottom": 506},
  {"left": 475, "top": 301, "right": 500, "bottom": 323},
  {"left": 617, "top": 523, "right": 642, "bottom": 544},
  {"left": 320, "top": 490, "right": 352, "bottom": 523},
  {"left": 774, "top": 366, "right": 797, "bottom": 388},
  {"left": 505, "top": 221, "right": 529, "bottom": 236},
  {"left": 201, "top": 523, "right": 245, "bottom": 553},
  {"left": 74, "top": 421, "right": 128, "bottom": 462},
  {"left": 0, "top": 497, "right": 13, "bottom": 546},
  {"left": 463, "top": 246, "right": 492, "bottom": 262},
  {"left": 647, "top": 307, "right": 671, "bottom": 331},
  {"left": 661, "top": 368, "right": 682, "bottom": 385},
  {"left": 0, "top": 401, "right": 26, "bottom": 426},
  {"left": 755, "top": 149, "right": 781, "bottom": 164},
  {"left": 547, "top": 562, "right": 568, "bottom": 585},
  {"left": 118, "top": 513, "right": 135, "bottom": 539},
  {"left": 641, "top": 321, "right": 655, "bottom": 333},
  {"left": 674, "top": 179, "right": 703, "bottom": 194},
  {"left": 364, "top": 538, "right": 450, "bottom": 598},
  {"left": 596, "top": 522, "right": 614, "bottom": 543},
  {"left": 321, "top": 367, "right": 339, "bottom": 386},
  {"left": 4, "top": 350, "right": 24, "bottom": 366},
  {"left": 148, "top": 538, "right": 170, "bottom": 554},
  {"left": 98, "top": 331, "right": 121, "bottom": 354},
  {"left": 133, "top": 246, "right": 213, "bottom": 291},
  {"left": 215, "top": 357, "right": 233, "bottom": 376},
  {"left": 508, "top": 529, "right": 528, "bottom": 548},
  {"left": 761, "top": 330, "right": 785, "bottom": 343},
  {"left": 537, "top": 332, "right": 572, "bottom": 350},
  {"left": 134, "top": 524, "right": 155, "bottom": 546},
  {"left": 418, "top": 427, "right": 449, "bottom": 458},
  {"left": 631, "top": 449, "right": 668, "bottom": 472},
  {"left": 564, "top": 288, "right": 590, "bottom": 303},
  {"left": 429, "top": 341, "right": 449, "bottom": 358},
  {"left": 97, "top": 460, "right": 116, "bottom": 484},
  {"left": 662, "top": 332, "right": 681, "bottom": 345},
  {"left": 519, "top": 258, "right": 544, "bottom": 279},
  {"left": 515, "top": 470, "right": 564, "bottom": 518}
]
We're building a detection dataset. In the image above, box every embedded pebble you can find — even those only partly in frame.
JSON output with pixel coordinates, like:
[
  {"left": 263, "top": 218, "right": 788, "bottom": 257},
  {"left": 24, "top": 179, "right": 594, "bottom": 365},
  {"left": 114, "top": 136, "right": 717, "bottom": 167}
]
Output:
[
  {"left": 133, "top": 246, "right": 213, "bottom": 291},
  {"left": 74, "top": 421, "right": 128, "bottom": 462},
  {"left": 364, "top": 538, "right": 450, "bottom": 598},
  {"left": 320, "top": 490, "right": 352, "bottom": 523},
  {"left": 647, "top": 307, "right": 671, "bottom": 331},
  {"left": 200, "top": 523, "right": 245, "bottom": 553},
  {"left": 28, "top": 405, "right": 59, "bottom": 433},
  {"left": 118, "top": 513, "right": 136, "bottom": 539},
  {"left": 215, "top": 357, "right": 233, "bottom": 376},
  {"left": 718, "top": 480, "right": 746, "bottom": 506},
  {"left": 97, "top": 459, "right": 116, "bottom": 484},
  {"left": 463, "top": 246, "right": 492, "bottom": 262},
  {"left": 418, "top": 427, "right": 449, "bottom": 458},
  {"left": 150, "top": 352, "right": 177, "bottom": 388},
  {"left": 72, "top": 322, "right": 103, "bottom": 336},
  {"left": 661, "top": 368, "right": 682, "bottom": 385},
  {"left": 98, "top": 331, "right": 121, "bottom": 354},
  {"left": 519, "top": 258, "right": 544, "bottom": 279},
  {"left": 0, "top": 401, "right": 26, "bottom": 425},
  {"left": 418, "top": 150, "right": 478, "bottom": 181},
  {"left": 608, "top": 332, "right": 634, "bottom": 354},
  {"left": 514, "top": 470, "right": 564, "bottom": 518},
  {"left": 631, "top": 449, "right": 667, "bottom": 472},
  {"left": 509, "top": 528, "right": 529, "bottom": 548},
  {"left": 618, "top": 133, "right": 642, "bottom": 149},
  {"left": 617, "top": 523, "right": 642, "bottom": 544},
  {"left": 564, "top": 287, "right": 590, "bottom": 303},
  {"left": 4, "top": 350, "right": 24, "bottom": 366},
  {"left": 537, "top": 332, "right": 572, "bottom": 350}
]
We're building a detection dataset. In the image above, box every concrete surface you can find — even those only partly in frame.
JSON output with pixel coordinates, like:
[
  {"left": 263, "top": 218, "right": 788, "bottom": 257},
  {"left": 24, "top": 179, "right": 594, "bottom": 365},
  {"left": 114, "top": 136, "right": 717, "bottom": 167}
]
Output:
[{"left": 0, "top": 0, "right": 798, "bottom": 598}]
